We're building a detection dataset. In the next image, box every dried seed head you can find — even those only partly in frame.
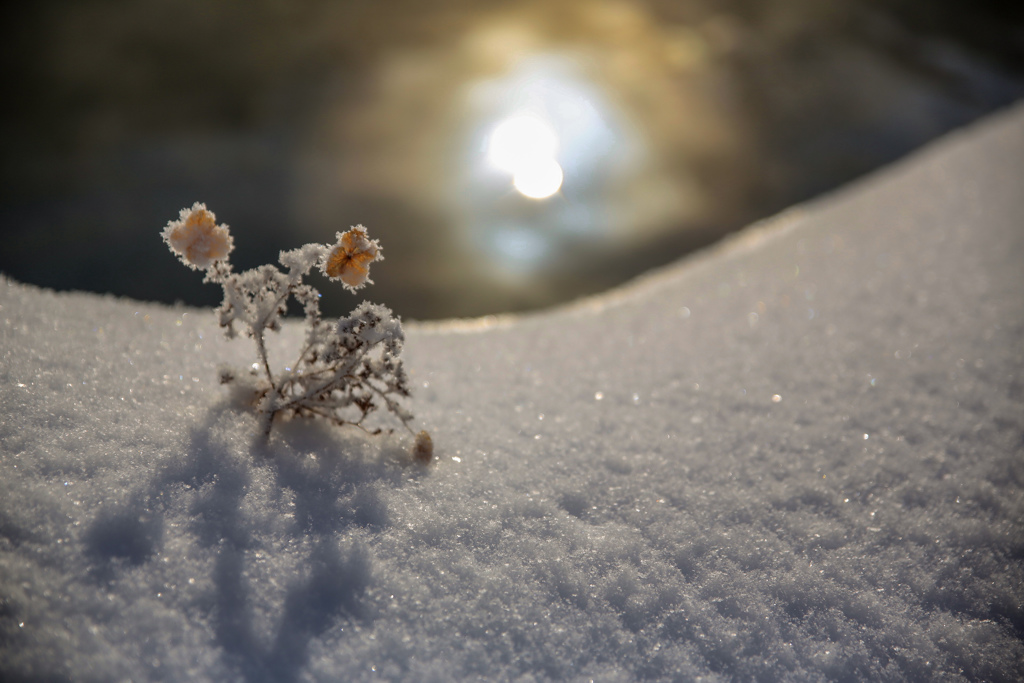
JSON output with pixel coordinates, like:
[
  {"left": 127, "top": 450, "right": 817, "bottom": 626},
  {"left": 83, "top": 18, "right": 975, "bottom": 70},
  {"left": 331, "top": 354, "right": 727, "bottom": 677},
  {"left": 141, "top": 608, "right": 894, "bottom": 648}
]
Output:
[
  {"left": 162, "top": 202, "right": 234, "bottom": 270},
  {"left": 321, "top": 225, "right": 382, "bottom": 290}
]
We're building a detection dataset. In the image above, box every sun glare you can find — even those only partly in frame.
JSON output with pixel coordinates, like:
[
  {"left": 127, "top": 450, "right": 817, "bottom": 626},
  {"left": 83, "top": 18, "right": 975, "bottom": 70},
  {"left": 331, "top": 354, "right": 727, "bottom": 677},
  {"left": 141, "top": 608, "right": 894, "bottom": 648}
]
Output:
[
  {"left": 512, "top": 157, "right": 564, "bottom": 199},
  {"left": 488, "top": 115, "right": 564, "bottom": 199}
]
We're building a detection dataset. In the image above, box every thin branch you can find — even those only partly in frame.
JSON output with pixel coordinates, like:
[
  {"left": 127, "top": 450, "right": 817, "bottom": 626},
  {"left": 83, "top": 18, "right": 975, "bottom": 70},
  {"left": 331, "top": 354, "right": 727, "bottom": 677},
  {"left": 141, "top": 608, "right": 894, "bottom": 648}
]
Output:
[{"left": 251, "top": 327, "right": 276, "bottom": 391}]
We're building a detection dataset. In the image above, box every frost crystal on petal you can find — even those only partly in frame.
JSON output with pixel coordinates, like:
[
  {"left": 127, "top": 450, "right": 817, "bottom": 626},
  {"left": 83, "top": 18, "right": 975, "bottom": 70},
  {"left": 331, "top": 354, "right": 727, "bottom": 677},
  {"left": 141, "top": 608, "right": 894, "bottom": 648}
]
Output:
[
  {"left": 320, "top": 225, "right": 382, "bottom": 291},
  {"left": 162, "top": 202, "right": 234, "bottom": 270}
]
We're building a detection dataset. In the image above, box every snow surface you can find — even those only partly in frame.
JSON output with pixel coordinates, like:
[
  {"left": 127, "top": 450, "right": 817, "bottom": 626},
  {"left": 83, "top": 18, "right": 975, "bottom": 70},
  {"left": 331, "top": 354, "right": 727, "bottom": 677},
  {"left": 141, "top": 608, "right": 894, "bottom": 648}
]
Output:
[{"left": 2, "top": 103, "right": 1023, "bottom": 683}]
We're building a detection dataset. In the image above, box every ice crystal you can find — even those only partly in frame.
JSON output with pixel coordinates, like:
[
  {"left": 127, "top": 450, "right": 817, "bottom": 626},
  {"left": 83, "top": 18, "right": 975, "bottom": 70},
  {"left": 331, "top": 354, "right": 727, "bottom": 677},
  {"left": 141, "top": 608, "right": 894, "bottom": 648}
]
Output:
[
  {"left": 163, "top": 207, "right": 422, "bottom": 451},
  {"left": 161, "top": 202, "right": 234, "bottom": 270},
  {"left": 320, "top": 225, "right": 382, "bottom": 290}
]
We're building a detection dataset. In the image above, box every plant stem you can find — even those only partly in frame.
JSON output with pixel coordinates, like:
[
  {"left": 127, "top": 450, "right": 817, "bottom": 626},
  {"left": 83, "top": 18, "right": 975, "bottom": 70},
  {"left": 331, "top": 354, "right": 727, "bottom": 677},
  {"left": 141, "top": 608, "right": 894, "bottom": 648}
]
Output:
[{"left": 252, "top": 327, "right": 275, "bottom": 390}]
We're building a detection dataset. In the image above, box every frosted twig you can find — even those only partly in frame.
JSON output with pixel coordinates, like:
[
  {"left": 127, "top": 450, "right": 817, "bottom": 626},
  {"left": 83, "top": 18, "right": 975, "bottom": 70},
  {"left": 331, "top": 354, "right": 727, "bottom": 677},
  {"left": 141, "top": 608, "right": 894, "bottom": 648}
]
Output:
[{"left": 162, "top": 203, "right": 430, "bottom": 462}]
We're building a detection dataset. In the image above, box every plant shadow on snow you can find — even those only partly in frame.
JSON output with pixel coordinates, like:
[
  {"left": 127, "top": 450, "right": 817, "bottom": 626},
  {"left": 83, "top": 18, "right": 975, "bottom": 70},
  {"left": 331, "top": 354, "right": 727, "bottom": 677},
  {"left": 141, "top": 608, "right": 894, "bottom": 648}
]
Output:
[
  {"left": 84, "top": 496, "right": 164, "bottom": 570},
  {"left": 85, "top": 404, "right": 427, "bottom": 683}
]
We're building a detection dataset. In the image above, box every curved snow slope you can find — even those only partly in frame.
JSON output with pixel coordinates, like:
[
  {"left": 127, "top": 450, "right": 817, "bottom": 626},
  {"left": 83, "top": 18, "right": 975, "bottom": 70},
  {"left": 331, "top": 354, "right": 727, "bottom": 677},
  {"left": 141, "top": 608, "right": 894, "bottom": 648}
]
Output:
[{"left": 2, "top": 104, "right": 1023, "bottom": 682}]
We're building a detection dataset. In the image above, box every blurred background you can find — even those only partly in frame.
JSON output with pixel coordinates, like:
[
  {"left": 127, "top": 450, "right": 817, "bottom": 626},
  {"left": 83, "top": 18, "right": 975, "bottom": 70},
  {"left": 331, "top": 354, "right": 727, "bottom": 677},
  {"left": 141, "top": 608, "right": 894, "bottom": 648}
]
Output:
[{"left": 2, "top": 0, "right": 1022, "bottom": 320}]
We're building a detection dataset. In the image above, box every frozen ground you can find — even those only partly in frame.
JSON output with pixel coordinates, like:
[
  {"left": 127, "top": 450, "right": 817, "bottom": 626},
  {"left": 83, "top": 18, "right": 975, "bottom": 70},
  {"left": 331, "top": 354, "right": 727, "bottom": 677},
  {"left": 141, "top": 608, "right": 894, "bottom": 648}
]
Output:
[{"left": 2, "top": 103, "right": 1023, "bottom": 682}]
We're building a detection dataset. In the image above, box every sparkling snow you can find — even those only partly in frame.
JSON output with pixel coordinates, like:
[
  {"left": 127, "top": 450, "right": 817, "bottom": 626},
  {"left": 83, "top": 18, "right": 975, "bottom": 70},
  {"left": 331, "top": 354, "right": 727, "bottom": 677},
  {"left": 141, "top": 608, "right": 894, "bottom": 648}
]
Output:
[{"left": 1, "top": 104, "right": 1023, "bottom": 682}]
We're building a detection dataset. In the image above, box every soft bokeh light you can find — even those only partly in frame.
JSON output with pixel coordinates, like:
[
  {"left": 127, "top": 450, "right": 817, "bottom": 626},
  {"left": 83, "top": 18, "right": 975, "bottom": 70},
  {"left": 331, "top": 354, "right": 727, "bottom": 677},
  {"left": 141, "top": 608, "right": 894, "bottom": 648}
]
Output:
[
  {"left": 452, "top": 50, "right": 667, "bottom": 275},
  {"left": 3, "top": 1, "right": 1021, "bottom": 319},
  {"left": 487, "top": 115, "right": 558, "bottom": 175},
  {"left": 512, "top": 157, "right": 563, "bottom": 199},
  {"left": 487, "top": 115, "right": 564, "bottom": 199}
]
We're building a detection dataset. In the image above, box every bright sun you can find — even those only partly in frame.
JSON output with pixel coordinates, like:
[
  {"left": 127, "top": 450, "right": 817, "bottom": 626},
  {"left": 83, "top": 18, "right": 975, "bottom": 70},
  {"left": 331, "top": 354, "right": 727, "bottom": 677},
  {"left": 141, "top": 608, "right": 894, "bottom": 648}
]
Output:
[{"left": 488, "top": 115, "right": 564, "bottom": 199}]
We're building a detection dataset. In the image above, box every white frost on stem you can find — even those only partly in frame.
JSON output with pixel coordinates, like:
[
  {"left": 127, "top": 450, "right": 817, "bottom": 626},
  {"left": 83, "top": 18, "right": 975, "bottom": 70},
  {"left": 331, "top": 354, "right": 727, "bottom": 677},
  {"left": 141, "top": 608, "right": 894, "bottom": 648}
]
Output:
[{"left": 162, "top": 206, "right": 417, "bottom": 443}]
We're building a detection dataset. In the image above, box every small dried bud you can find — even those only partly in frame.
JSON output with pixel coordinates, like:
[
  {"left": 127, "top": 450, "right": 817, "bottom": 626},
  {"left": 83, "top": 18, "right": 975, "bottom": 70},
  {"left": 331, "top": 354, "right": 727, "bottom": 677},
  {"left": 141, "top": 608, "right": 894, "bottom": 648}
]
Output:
[
  {"left": 163, "top": 202, "right": 234, "bottom": 270},
  {"left": 412, "top": 430, "right": 433, "bottom": 464},
  {"left": 320, "top": 225, "right": 382, "bottom": 290}
]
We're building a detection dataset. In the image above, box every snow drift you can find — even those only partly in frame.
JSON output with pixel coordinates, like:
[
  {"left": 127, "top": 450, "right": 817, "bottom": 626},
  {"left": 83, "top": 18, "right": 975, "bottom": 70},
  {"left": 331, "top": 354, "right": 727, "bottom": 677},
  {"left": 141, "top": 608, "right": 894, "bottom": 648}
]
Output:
[{"left": 1, "top": 103, "right": 1023, "bottom": 682}]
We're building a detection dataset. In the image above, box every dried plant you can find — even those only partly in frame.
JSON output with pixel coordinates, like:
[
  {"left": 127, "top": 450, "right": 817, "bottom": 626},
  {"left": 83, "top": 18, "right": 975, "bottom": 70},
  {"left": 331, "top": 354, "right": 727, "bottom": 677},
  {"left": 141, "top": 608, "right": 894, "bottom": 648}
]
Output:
[{"left": 162, "top": 203, "right": 429, "bottom": 459}]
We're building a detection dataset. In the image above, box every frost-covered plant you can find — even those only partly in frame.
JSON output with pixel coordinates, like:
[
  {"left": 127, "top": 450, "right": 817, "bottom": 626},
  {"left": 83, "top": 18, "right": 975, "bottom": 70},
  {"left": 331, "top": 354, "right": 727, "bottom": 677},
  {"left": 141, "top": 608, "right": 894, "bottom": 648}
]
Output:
[{"left": 163, "top": 202, "right": 430, "bottom": 459}]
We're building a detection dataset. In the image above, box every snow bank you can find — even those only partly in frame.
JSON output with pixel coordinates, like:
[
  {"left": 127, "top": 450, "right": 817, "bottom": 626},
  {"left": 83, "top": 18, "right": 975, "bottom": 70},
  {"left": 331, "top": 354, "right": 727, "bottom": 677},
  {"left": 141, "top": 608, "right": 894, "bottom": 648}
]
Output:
[{"left": 2, "top": 103, "right": 1023, "bottom": 682}]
